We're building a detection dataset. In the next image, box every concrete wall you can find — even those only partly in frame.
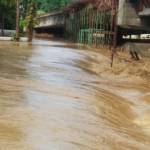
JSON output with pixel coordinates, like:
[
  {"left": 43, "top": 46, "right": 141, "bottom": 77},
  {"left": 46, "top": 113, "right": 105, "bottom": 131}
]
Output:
[
  {"left": 139, "top": 8, "right": 150, "bottom": 30},
  {"left": 0, "top": 29, "right": 15, "bottom": 36},
  {"left": 123, "top": 42, "right": 150, "bottom": 58},
  {"left": 117, "top": 0, "right": 141, "bottom": 27},
  {"left": 36, "top": 14, "right": 65, "bottom": 28}
]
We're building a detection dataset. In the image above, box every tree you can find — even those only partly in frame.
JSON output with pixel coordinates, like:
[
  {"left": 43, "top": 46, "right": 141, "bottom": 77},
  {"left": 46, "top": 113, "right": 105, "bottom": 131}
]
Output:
[
  {"left": 36, "top": 0, "right": 71, "bottom": 12},
  {"left": 0, "top": 0, "right": 71, "bottom": 40},
  {"left": 0, "top": 0, "right": 15, "bottom": 36},
  {"left": 16, "top": 0, "right": 20, "bottom": 41},
  {"left": 26, "top": 0, "right": 37, "bottom": 42}
]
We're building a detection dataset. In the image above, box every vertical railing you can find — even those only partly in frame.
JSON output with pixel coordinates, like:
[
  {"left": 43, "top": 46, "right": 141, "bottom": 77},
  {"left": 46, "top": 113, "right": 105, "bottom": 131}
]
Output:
[{"left": 66, "top": 7, "right": 113, "bottom": 46}]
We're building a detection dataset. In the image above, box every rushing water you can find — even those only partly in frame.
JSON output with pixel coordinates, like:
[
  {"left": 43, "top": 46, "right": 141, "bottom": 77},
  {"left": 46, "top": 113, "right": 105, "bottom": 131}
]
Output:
[{"left": 0, "top": 40, "right": 150, "bottom": 150}]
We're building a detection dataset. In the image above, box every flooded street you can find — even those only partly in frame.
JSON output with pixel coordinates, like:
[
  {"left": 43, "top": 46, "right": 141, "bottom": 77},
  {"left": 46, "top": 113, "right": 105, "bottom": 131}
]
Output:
[{"left": 0, "top": 40, "right": 150, "bottom": 150}]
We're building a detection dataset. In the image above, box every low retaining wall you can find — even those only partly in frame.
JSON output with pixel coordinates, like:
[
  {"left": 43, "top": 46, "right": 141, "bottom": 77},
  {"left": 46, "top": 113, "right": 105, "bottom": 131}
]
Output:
[
  {"left": 122, "top": 42, "right": 150, "bottom": 58},
  {"left": 0, "top": 30, "right": 15, "bottom": 36},
  {"left": 0, "top": 37, "right": 28, "bottom": 42}
]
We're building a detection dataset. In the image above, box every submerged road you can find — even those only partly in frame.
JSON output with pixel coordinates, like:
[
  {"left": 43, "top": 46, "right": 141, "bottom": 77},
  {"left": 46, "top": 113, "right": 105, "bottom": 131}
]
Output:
[{"left": 0, "top": 40, "right": 150, "bottom": 150}]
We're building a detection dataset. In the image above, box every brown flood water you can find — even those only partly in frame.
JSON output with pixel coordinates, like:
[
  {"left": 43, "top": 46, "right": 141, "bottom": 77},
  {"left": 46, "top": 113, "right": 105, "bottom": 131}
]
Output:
[{"left": 0, "top": 40, "right": 150, "bottom": 150}]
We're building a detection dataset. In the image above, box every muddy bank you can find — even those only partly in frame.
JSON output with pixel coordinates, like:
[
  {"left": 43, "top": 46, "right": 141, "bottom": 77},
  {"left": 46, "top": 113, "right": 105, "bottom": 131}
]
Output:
[{"left": 72, "top": 43, "right": 150, "bottom": 81}]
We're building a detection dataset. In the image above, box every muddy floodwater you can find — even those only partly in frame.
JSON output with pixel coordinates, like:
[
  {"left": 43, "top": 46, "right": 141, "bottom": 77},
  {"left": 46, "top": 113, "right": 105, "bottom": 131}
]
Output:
[{"left": 0, "top": 40, "right": 150, "bottom": 150}]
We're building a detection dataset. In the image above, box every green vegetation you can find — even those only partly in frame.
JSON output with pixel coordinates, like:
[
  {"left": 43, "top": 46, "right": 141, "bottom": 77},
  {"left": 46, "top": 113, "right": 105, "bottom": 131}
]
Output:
[
  {"left": 0, "top": 0, "right": 71, "bottom": 41},
  {"left": 0, "top": 0, "right": 16, "bottom": 34},
  {"left": 36, "top": 0, "right": 71, "bottom": 12}
]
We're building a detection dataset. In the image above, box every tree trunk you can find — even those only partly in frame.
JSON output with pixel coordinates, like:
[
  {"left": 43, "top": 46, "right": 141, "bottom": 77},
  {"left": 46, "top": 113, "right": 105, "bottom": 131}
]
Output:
[
  {"left": 2, "top": 14, "right": 4, "bottom": 36},
  {"left": 0, "top": 14, "right": 4, "bottom": 36},
  {"left": 27, "top": 25, "right": 33, "bottom": 42},
  {"left": 26, "top": 1, "right": 36, "bottom": 42},
  {"left": 16, "top": 0, "right": 20, "bottom": 41}
]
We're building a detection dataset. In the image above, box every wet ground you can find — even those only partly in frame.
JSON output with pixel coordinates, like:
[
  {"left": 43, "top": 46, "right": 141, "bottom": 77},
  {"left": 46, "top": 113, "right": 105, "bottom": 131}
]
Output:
[{"left": 0, "top": 40, "right": 150, "bottom": 150}]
